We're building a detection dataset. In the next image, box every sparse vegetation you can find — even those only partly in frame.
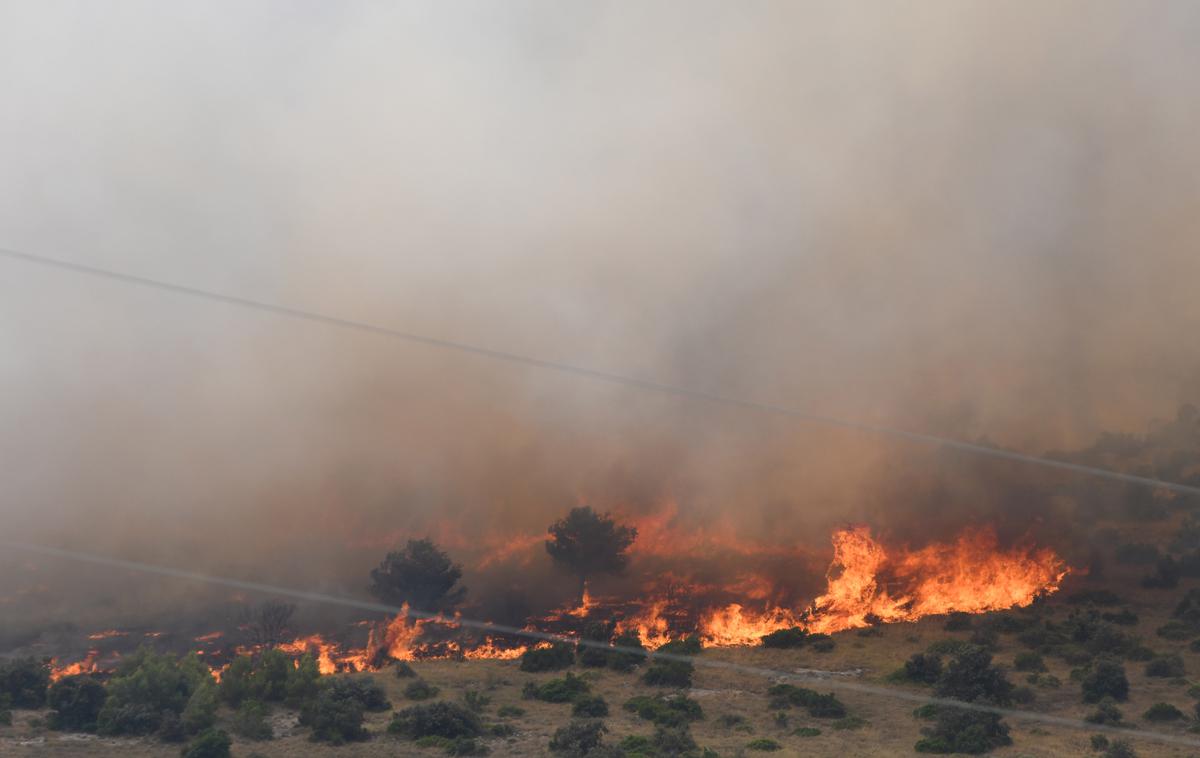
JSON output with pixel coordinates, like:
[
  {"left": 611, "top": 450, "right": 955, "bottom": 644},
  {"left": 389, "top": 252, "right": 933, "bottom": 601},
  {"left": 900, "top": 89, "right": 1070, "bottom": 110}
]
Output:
[{"left": 747, "top": 737, "right": 782, "bottom": 751}]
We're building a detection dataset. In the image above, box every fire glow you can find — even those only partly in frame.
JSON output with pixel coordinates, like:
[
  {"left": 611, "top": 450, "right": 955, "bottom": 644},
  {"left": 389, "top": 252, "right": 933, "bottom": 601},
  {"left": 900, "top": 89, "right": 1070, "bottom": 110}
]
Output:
[{"left": 48, "top": 524, "right": 1068, "bottom": 679}]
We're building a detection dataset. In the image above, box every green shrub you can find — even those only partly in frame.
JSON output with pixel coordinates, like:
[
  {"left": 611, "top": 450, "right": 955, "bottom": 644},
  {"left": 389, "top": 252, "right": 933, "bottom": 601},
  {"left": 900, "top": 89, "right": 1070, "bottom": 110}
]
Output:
[
  {"left": 231, "top": 700, "right": 273, "bottom": 741},
  {"left": 1085, "top": 699, "right": 1123, "bottom": 725},
  {"left": 519, "top": 644, "right": 575, "bottom": 673},
  {"left": 284, "top": 654, "right": 321, "bottom": 707},
  {"left": 641, "top": 659, "right": 693, "bottom": 687},
  {"left": 1081, "top": 660, "right": 1129, "bottom": 703},
  {"left": 747, "top": 738, "right": 782, "bottom": 751},
  {"left": 181, "top": 680, "right": 218, "bottom": 735},
  {"left": 394, "top": 661, "right": 417, "bottom": 678},
  {"left": 548, "top": 719, "right": 607, "bottom": 754},
  {"left": 620, "top": 734, "right": 653, "bottom": 752},
  {"left": 1146, "top": 654, "right": 1185, "bottom": 678},
  {"left": 524, "top": 673, "right": 589, "bottom": 703},
  {"left": 900, "top": 653, "right": 943, "bottom": 684},
  {"left": 389, "top": 701, "right": 482, "bottom": 740},
  {"left": 1104, "top": 739, "right": 1137, "bottom": 758},
  {"left": 833, "top": 716, "right": 867, "bottom": 730},
  {"left": 1143, "top": 702, "right": 1184, "bottom": 722},
  {"left": 572, "top": 695, "right": 609, "bottom": 717},
  {"left": 760, "top": 627, "right": 808, "bottom": 649},
  {"left": 405, "top": 679, "right": 440, "bottom": 701},
  {"left": 0, "top": 657, "right": 50, "bottom": 709},
  {"left": 656, "top": 636, "right": 703, "bottom": 656},
  {"left": 463, "top": 689, "right": 491, "bottom": 713},
  {"left": 766, "top": 684, "right": 846, "bottom": 718},
  {"left": 651, "top": 725, "right": 697, "bottom": 754},
  {"left": 926, "top": 639, "right": 974, "bottom": 656},
  {"left": 327, "top": 676, "right": 390, "bottom": 711},
  {"left": 623, "top": 694, "right": 704, "bottom": 726},
  {"left": 96, "top": 648, "right": 208, "bottom": 736},
  {"left": 447, "top": 736, "right": 489, "bottom": 756},
  {"left": 47, "top": 675, "right": 107, "bottom": 732},
  {"left": 496, "top": 705, "right": 525, "bottom": 718},
  {"left": 793, "top": 726, "right": 821, "bottom": 736},
  {"left": 298, "top": 688, "right": 367, "bottom": 744},
  {"left": 934, "top": 647, "right": 1013, "bottom": 705},
  {"left": 180, "top": 728, "right": 231, "bottom": 758},
  {"left": 1013, "top": 652, "right": 1046, "bottom": 673},
  {"left": 913, "top": 706, "right": 1011, "bottom": 754},
  {"left": 608, "top": 631, "right": 647, "bottom": 672}
]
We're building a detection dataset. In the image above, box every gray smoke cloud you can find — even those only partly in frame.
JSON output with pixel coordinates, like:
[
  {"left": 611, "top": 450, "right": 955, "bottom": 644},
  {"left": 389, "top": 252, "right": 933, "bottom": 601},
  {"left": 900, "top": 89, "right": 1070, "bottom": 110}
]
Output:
[{"left": 2, "top": 1, "right": 1199, "bottom": 624}]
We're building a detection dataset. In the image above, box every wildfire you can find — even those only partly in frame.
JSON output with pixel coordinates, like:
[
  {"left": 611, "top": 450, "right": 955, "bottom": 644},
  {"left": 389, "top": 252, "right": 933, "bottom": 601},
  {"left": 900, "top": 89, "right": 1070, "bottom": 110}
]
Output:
[{"left": 50, "top": 649, "right": 103, "bottom": 681}]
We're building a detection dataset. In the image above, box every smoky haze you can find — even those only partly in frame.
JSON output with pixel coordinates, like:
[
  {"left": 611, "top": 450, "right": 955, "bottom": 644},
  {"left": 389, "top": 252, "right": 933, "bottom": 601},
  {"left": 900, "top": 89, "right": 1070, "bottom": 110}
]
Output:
[{"left": 2, "top": 2, "right": 1199, "bottom": 623}]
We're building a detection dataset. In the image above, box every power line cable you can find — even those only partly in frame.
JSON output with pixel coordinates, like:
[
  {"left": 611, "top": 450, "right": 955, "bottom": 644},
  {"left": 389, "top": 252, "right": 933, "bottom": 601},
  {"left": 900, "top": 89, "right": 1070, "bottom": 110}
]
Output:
[{"left": 2, "top": 246, "right": 1197, "bottom": 498}]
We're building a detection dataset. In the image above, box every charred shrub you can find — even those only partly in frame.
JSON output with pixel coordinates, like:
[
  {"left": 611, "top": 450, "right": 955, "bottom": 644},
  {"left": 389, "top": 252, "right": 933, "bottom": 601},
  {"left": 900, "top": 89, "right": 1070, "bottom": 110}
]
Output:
[
  {"left": 47, "top": 675, "right": 107, "bottom": 732},
  {"left": 298, "top": 688, "right": 367, "bottom": 744},
  {"left": 914, "top": 706, "right": 1011, "bottom": 754},
  {"left": 760, "top": 627, "right": 808, "bottom": 649},
  {"left": 180, "top": 727, "right": 231, "bottom": 758},
  {"left": 389, "top": 701, "right": 482, "bottom": 740},
  {"left": 934, "top": 646, "right": 1013, "bottom": 705},
  {"left": 96, "top": 649, "right": 209, "bottom": 736},
  {"left": 572, "top": 695, "right": 609, "bottom": 718},
  {"left": 623, "top": 694, "right": 704, "bottom": 726},
  {"left": 642, "top": 659, "right": 694, "bottom": 688},
  {"left": 524, "top": 672, "right": 590, "bottom": 703},
  {"left": 1081, "top": 659, "right": 1129, "bottom": 703},
  {"left": 520, "top": 643, "right": 576, "bottom": 673},
  {"left": 0, "top": 657, "right": 50, "bottom": 709}
]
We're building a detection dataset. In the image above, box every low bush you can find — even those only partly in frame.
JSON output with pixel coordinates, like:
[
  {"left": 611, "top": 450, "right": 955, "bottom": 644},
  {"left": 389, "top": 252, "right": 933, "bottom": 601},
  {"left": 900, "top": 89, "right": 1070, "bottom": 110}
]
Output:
[
  {"left": 519, "top": 644, "right": 576, "bottom": 673},
  {"left": 1102, "top": 610, "right": 1138, "bottom": 626},
  {"left": 1145, "top": 654, "right": 1185, "bottom": 678},
  {"left": 623, "top": 694, "right": 704, "bottom": 726},
  {"left": 1081, "top": 660, "right": 1129, "bottom": 703},
  {"left": 47, "top": 675, "right": 107, "bottom": 732},
  {"left": 1104, "top": 739, "right": 1137, "bottom": 758},
  {"left": 793, "top": 726, "right": 821, "bottom": 737},
  {"left": 656, "top": 636, "right": 704, "bottom": 656},
  {"left": 0, "top": 658, "right": 50, "bottom": 710},
  {"left": 608, "top": 631, "right": 647, "bottom": 673},
  {"left": 766, "top": 684, "right": 846, "bottom": 718},
  {"left": 747, "top": 738, "right": 782, "bottom": 751},
  {"left": 1143, "top": 702, "right": 1184, "bottom": 722},
  {"left": 900, "top": 653, "right": 943, "bottom": 684},
  {"left": 231, "top": 700, "right": 273, "bottom": 741},
  {"left": 809, "top": 634, "right": 836, "bottom": 652},
  {"left": 405, "top": 679, "right": 440, "bottom": 701},
  {"left": 462, "top": 689, "right": 491, "bottom": 713},
  {"left": 298, "top": 689, "right": 367, "bottom": 744},
  {"left": 642, "top": 660, "right": 694, "bottom": 688},
  {"left": 389, "top": 701, "right": 482, "bottom": 740},
  {"left": 1084, "top": 699, "right": 1122, "bottom": 725},
  {"left": 651, "top": 725, "right": 698, "bottom": 754},
  {"left": 760, "top": 627, "right": 808, "bottom": 649},
  {"left": 572, "top": 695, "right": 609, "bottom": 718},
  {"left": 934, "top": 647, "right": 1013, "bottom": 705},
  {"left": 524, "top": 673, "right": 590, "bottom": 703},
  {"left": 180, "top": 728, "right": 232, "bottom": 758},
  {"left": 1013, "top": 652, "right": 1046, "bottom": 672},
  {"left": 96, "top": 648, "right": 209, "bottom": 736},
  {"left": 548, "top": 719, "right": 607, "bottom": 755},
  {"left": 913, "top": 706, "right": 1011, "bottom": 754},
  {"left": 327, "top": 676, "right": 390, "bottom": 711},
  {"left": 496, "top": 705, "right": 525, "bottom": 718},
  {"left": 394, "top": 661, "right": 417, "bottom": 678}
]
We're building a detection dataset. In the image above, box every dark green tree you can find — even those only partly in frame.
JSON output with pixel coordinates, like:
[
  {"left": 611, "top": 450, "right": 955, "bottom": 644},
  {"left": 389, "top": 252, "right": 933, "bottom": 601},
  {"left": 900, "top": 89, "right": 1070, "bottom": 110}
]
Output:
[
  {"left": 545, "top": 507, "right": 637, "bottom": 603},
  {"left": 369, "top": 538, "right": 466, "bottom": 613}
]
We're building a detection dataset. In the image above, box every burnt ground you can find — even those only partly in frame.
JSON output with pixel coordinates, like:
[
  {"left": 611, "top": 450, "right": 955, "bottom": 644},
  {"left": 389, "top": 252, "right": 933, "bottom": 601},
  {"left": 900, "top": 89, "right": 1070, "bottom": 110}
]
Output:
[{"left": 5, "top": 572, "right": 1200, "bottom": 758}]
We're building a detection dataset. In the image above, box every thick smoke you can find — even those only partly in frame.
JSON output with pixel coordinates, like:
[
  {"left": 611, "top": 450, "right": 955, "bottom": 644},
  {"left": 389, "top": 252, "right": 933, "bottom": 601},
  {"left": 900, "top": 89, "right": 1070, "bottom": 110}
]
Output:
[{"left": 2, "top": 2, "right": 1199, "bottom": 628}]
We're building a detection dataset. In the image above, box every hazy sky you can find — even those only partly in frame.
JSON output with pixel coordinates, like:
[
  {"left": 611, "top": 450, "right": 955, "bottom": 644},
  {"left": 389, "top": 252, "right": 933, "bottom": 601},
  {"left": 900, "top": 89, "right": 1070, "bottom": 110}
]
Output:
[{"left": 2, "top": 2, "right": 1199, "bottom": 589}]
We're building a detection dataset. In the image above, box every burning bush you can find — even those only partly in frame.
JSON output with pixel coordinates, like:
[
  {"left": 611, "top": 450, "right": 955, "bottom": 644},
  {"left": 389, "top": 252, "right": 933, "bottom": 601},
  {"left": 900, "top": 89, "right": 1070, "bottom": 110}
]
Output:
[
  {"left": 934, "top": 647, "right": 1013, "bottom": 705},
  {"left": 388, "top": 701, "right": 482, "bottom": 740},
  {"left": 46, "top": 675, "right": 107, "bottom": 732},
  {"left": 913, "top": 706, "right": 1012, "bottom": 754},
  {"left": 0, "top": 656, "right": 50, "bottom": 709},
  {"left": 95, "top": 648, "right": 209, "bottom": 736},
  {"left": 520, "top": 642, "right": 576, "bottom": 672}
]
